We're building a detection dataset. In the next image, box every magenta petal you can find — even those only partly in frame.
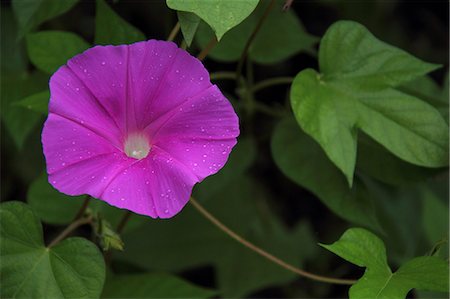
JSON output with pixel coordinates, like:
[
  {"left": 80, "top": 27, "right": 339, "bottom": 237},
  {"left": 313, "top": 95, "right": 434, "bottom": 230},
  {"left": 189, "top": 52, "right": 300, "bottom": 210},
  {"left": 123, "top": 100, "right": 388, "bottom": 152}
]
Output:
[
  {"left": 43, "top": 40, "right": 240, "bottom": 219},
  {"left": 49, "top": 66, "right": 123, "bottom": 148},
  {"left": 127, "top": 40, "right": 211, "bottom": 129},
  {"left": 102, "top": 147, "right": 198, "bottom": 218},
  {"left": 42, "top": 113, "right": 133, "bottom": 197},
  {"left": 150, "top": 85, "right": 239, "bottom": 180},
  {"left": 66, "top": 45, "right": 130, "bottom": 133}
]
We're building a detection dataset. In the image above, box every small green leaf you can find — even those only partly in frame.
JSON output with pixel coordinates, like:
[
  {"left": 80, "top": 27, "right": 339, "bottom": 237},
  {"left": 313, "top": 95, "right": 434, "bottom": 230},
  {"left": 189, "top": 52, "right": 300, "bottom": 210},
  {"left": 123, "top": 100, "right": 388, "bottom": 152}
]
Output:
[
  {"left": 13, "top": 90, "right": 50, "bottom": 114},
  {"left": 0, "top": 201, "right": 105, "bottom": 298},
  {"left": 291, "top": 21, "right": 448, "bottom": 186},
  {"left": 95, "top": 0, "right": 145, "bottom": 45},
  {"left": 12, "top": 0, "right": 79, "bottom": 37},
  {"left": 177, "top": 11, "right": 200, "bottom": 47},
  {"left": 271, "top": 118, "right": 381, "bottom": 230},
  {"left": 322, "top": 228, "right": 450, "bottom": 299},
  {"left": 94, "top": 217, "right": 124, "bottom": 251},
  {"left": 196, "top": 0, "right": 318, "bottom": 63},
  {"left": 167, "top": 0, "right": 259, "bottom": 40},
  {"left": 26, "top": 31, "right": 90, "bottom": 74},
  {"left": 102, "top": 273, "right": 216, "bottom": 298},
  {"left": 28, "top": 173, "right": 85, "bottom": 224}
]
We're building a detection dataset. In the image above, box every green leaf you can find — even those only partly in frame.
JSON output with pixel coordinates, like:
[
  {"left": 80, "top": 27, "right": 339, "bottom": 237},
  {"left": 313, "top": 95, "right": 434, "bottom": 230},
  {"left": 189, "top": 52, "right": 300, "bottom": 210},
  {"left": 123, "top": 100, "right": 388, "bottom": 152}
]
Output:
[
  {"left": 102, "top": 273, "right": 216, "bottom": 298},
  {"left": 95, "top": 0, "right": 145, "bottom": 45},
  {"left": 12, "top": 0, "right": 79, "bottom": 37},
  {"left": 0, "top": 201, "right": 105, "bottom": 298},
  {"left": 271, "top": 117, "right": 381, "bottom": 231},
  {"left": 177, "top": 11, "right": 200, "bottom": 47},
  {"left": 167, "top": 0, "right": 259, "bottom": 40},
  {"left": 13, "top": 90, "right": 50, "bottom": 114},
  {"left": 1, "top": 71, "right": 48, "bottom": 149},
  {"left": 195, "top": 0, "right": 318, "bottom": 63},
  {"left": 362, "top": 179, "right": 429, "bottom": 264},
  {"left": 422, "top": 189, "right": 449, "bottom": 258},
  {"left": 319, "top": 21, "right": 440, "bottom": 90},
  {"left": 356, "top": 135, "right": 437, "bottom": 186},
  {"left": 400, "top": 73, "right": 449, "bottom": 123},
  {"left": 28, "top": 173, "right": 85, "bottom": 225},
  {"left": 26, "top": 31, "right": 90, "bottom": 74},
  {"left": 291, "top": 21, "right": 448, "bottom": 186},
  {"left": 322, "top": 228, "right": 450, "bottom": 299}
]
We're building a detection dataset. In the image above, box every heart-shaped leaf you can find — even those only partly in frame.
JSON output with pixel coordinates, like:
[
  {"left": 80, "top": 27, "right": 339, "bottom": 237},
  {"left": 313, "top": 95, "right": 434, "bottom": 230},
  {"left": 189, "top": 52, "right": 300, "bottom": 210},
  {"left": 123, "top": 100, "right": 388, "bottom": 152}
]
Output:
[{"left": 0, "top": 201, "right": 105, "bottom": 298}]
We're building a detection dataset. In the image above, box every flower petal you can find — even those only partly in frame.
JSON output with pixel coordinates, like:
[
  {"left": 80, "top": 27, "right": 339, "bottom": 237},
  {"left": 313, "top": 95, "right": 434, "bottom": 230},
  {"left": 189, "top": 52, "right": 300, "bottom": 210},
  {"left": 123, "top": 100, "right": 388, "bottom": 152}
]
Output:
[
  {"left": 101, "top": 147, "right": 198, "bottom": 218},
  {"left": 42, "top": 113, "right": 134, "bottom": 197},
  {"left": 66, "top": 45, "right": 130, "bottom": 133},
  {"left": 127, "top": 40, "right": 212, "bottom": 129},
  {"left": 149, "top": 85, "right": 239, "bottom": 181},
  {"left": 49, "top": 66, "right": 123, "bottom": 148}
]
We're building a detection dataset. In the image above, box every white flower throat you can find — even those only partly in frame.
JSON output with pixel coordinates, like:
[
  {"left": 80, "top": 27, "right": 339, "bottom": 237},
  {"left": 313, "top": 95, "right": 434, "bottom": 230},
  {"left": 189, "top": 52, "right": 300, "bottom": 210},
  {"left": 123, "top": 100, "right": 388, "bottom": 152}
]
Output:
[{"left": 124, "top": 133, "right": 150, "bottom": 159}]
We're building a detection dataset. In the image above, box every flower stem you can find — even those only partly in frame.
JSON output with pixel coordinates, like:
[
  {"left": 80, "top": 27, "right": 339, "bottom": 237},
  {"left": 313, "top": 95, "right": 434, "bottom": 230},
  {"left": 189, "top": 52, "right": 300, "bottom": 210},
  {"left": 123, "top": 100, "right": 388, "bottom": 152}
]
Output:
[
  {"left": 210, "top": 71, "right": 237, "bottom": 81},
  {"left": 251, "top": 77, "right": 294, "bottom": 93},
  {"left": 197, "top": 37, "right": 217, "bottom": 61},
  {"left": 235, "top": 0, "right": 276, "bottom": 79},
  {"left": 47, "top": 216, "right": 93, "bottom": 248},
  {"left": 189, "top": 197, "right": 357, "bottom": 285},
  {"left": 72, "top": 195, "right": 91, "bottom": 221},
  {"left": 167, "top": 22, "right": 181, "bottom": 42},
  {"left": 253, "top": 101, "right": 286, "bottom": 117},
  {"left": 116, "top": 211, "right": 133, "bottom": 234}
]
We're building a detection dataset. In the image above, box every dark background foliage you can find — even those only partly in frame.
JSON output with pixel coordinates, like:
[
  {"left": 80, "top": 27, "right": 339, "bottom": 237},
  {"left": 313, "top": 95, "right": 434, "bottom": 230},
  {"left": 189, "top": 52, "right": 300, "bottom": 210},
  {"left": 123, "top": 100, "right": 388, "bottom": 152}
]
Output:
[{"left": 1, "top": 0, "right": 449, "bottom": 298}]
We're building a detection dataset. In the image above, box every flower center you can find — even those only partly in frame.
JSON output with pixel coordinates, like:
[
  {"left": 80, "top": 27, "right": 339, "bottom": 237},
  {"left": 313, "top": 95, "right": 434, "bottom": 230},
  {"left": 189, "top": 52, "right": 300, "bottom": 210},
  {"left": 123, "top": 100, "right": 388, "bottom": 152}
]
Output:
[{"left": 124, "top": 133, "right": 150, "bottom": 160}]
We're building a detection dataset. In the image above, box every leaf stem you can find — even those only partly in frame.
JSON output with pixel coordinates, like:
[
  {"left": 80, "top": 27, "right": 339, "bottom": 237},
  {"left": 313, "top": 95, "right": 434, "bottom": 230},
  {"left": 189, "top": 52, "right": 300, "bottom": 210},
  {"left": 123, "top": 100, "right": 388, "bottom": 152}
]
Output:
[
  {"left": 235, "top": 0, "right": 276, "bottom": 79},
  {"left": 47, "top": 216, "right": 93, "bottom": 248},
  {"left": 167, "top": 22, "right": 181, "bottom": 42},
  {"left": 251, "top": 77, "right": 294, "bottom": 93},
  {"left": 189, "top": 197, "right": 357, "bottom": 285},
  {"left": 197, "top": 37, "right": 217, "bottom": 61}
]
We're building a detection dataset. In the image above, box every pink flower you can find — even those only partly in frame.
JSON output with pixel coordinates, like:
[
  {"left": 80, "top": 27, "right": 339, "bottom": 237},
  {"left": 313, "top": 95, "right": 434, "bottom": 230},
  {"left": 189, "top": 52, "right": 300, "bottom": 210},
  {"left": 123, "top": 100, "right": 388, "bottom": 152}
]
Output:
[{"left": 42, "top": 40, "right": 239, "bottom": 218}]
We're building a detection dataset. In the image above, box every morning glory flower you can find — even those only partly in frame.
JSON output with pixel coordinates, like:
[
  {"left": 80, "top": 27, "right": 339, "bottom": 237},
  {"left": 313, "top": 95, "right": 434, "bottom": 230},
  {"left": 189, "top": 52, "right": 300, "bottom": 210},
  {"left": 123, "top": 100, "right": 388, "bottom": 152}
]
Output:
[{"left": 42, "top": 40, "right": 239, "bottom": 218}]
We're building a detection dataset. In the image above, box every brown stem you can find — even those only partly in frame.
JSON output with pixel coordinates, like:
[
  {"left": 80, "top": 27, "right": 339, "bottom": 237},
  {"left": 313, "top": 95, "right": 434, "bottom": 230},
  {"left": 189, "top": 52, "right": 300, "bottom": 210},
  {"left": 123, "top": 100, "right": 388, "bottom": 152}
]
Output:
[
  {"left": 197, "top": 37, "right": 217, "bottom": 61},
  {"left": 72, "top": 195, "right": 90, "bottom": 221},
  {"left": 235, "top": 0, "right": 276, "bottom": 78},
  {"left": 47, "top": 216, "right": 92, "bottom": 248},
  {"left": 189, "top": 197, "right": 356, "bottom": 285},
  {"left": 167, "top": 22, "right": 181, "bottom": 42},
  {"left": 116, "top": 211, "right": 132, "bottom": 234}
]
